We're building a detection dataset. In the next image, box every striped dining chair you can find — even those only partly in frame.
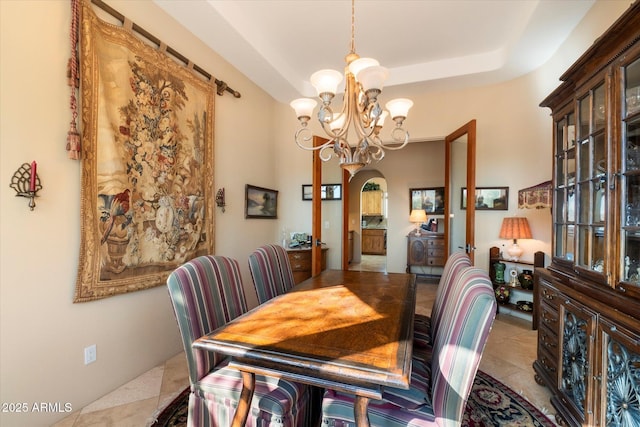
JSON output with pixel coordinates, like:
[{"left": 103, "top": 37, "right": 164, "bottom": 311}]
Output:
[
  {"left": 249, "top": 244, "right": 296, "bottom": 305},
  {"left": 413, "top": 251, "right": 472, "bottom": 357},
  {"left": 321, "top": 267, "right": 497, "bottom": 427},
  {"left": 166, "top": 255, "right": 314, "bottom": 426}
]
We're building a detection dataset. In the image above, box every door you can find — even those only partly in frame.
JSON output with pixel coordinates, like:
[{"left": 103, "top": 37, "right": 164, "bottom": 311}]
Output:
[
  {"left": 444, "top": 120, "right": 476, "bottom": 263},
  {"left": 311, "top": 136, "right": 350, "bottom": 274}
]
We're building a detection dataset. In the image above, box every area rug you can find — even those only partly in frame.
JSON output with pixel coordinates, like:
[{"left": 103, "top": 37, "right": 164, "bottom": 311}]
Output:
[{"left": 150, "top": 370, "right": 555, "bottom": 426}]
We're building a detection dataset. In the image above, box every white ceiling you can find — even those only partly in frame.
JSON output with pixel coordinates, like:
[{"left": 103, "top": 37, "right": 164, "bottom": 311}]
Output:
[{"left": 153, "top": 0, "right": 595, "bottom": 103}]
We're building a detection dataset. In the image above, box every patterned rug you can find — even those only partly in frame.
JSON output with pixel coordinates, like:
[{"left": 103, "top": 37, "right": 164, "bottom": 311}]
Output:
[{"left": 151, "top": 370, "right": 555, "bottom": 426}]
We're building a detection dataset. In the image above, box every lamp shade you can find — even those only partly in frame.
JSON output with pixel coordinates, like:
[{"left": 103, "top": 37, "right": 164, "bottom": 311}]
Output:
[
  {"left": 499, "top": 217, "right": 532, "bottom": 240},
  {"left": 356, "top": 65, "right": 389, "bottom": 92},
  {"left": 386, "top": 98, "right": 414, "bottom": 119},
  {"left": 290, "top": 98, "right": 317, "bottom": 119},
  {"left": 409, "top": 209, "right": 428, "bottom": 224},
  {"left": 310, "top": 69, "right": 343, "bottom": 96},
  {"left": 348, "top": 57, "right": 379, "bottom": 78}
]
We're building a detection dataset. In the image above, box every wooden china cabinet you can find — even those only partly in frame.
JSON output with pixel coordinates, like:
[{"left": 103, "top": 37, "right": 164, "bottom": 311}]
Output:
[{"left": 535, "top": 4, "right": 640, "bottom": 426}]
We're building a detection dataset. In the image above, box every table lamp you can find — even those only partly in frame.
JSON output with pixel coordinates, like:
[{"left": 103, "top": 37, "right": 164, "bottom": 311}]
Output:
[
  {"left": 409, "top": 209, "right": 427, "bottom": 235},
  {"left": 499, "top": 217, "right": 532, "bottom": 260}
]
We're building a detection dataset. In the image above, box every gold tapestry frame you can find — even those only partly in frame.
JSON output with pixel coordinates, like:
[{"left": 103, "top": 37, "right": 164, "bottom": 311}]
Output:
[{"left": 74, "top": 0, "right": 215, "bottom": 302}]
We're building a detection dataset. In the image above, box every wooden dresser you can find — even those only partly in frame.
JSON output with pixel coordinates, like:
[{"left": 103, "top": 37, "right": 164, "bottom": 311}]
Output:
[
  {"left": 535, "top": 4, "right": 640, "bottom": 425},
  {"left": 286, "top": 247, "right": 328, "bottom": 285}
]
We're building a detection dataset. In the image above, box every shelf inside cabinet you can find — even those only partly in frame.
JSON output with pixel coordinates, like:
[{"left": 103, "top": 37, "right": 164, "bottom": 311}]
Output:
[{"left": 489, "top": 247, "right": 544, "bottom": 329}]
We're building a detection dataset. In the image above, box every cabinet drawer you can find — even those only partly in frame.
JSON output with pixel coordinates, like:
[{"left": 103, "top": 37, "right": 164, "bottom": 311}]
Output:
[
  {"left": 427, "top": 257, "right": 445, "bottom": 266},
  {"left": 290, "top": 258, "right": 311, "bottom": 272},
  {"left": 427, "top": 248, "right": 444, "bottom": 257},
  {"left": 427, "top": 238, "right": 444, "bottom": 247},
  {"left": 538, "top": 345, "right": 558, "bottom": 379},
  {"left": 287, "top": 251, "right": 311, "bottom": 272},
  {"left": 540, "top": 302, "right": 559, "bottom": 330},
  {"left": 539, "top": 324, "right": 559, "bottom": 355},
  {"left": 539, "top": 281, "right": 561, "bottom": 310}
]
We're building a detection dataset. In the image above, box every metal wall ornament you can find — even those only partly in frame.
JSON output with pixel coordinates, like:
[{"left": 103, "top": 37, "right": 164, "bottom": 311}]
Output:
[
  {"left": 10, "top": 162, "right": 42, "bottom": 210},
  {"left": 216, "top": 188, "right": 226, "bottom": 212}
]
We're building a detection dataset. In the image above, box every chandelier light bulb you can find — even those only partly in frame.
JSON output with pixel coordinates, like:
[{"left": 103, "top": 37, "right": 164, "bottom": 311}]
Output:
[
  {"left": 290, "top": 98, "right": 318, "bottom": 120},
  {"left": 386, "top": 98, "right": 414, "bottom": 120},
  {"left": 310, "top": 69, "right": 343, "bottom": 96}
]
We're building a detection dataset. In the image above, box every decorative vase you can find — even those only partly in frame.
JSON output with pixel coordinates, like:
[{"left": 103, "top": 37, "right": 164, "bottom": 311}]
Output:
[
  {"left": 518, "top": 269, "right": 534, "bottom": 290},
  {"left": 494, "top": 262, "right": 506, "bottom": 284},
  {"left": 495, "top": 286, "right": 510, "bottom": 304}
]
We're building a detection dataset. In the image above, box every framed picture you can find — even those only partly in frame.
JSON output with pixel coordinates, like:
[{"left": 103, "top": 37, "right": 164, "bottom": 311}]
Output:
[
  {"left": 461, "top": 187, "right": 509, "bottom": 210},
  {"left": 302, "top": 184, "right": 342, "bottom": 201},
  {"left": 245, "top": 184, "right": 278, "bottom": 218},
  {"left": 409, "top": 187, "right": 445, "bottom": 214}
]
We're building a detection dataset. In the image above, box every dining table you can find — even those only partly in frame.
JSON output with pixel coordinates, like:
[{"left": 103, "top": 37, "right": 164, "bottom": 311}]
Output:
[{"left": 193, "top": 269, "right": 417, "bottom": 427}]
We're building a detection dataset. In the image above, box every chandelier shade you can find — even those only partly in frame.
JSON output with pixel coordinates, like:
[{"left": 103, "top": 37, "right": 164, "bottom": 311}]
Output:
[{"left": 291, "top": 0, "right": 413, "bottom": 178}]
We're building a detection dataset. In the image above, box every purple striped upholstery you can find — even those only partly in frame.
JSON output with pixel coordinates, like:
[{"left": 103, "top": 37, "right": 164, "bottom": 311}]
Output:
[
  {"left": 413, "top": 251, "right": 472, "bottom": 354},
  {"left": 167, "top": 255, "right": 314, "bottom": 426},
  {"left": 321, "top": 267, "right": 497, "bottom": 427},
  {"left": 249, "top": 244, "right": 296, "bottom": 305}
]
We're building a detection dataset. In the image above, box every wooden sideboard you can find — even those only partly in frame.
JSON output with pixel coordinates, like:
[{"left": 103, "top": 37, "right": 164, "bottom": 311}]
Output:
[
  {"left": 406, "top": 232, "right": 444, "bottom": 274},
  {"left": 286, "top": 247, "right": 328, "bottom": 285}
]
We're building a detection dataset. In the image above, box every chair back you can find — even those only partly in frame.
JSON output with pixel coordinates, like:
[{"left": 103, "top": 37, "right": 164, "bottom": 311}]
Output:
[
  {"left": 430, "top": 266, "right": 496, "bottom": 427},
  {"left": 166, "top": 255, "right": 248, "bottom": 387},
  {"left": 430, "top": 251, "right": 472, "bottom": 336},
  {"left": 248, "top": 244, "right": 295, "bottom": 304}
]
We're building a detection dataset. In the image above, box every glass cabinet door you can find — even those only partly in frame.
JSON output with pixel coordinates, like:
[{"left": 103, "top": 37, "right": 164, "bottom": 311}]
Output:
[
  {"left": 554, "top": 113, "right": 576, "bottom": 261},
  {"left": 575, "top": 83, "right": 607, "bottom": 277},
  {"left": 559, "top": 299, "right": 597, "bottom": 426},
  {"left": 622, "top": 56, "right": 640, "bottom": 289}
]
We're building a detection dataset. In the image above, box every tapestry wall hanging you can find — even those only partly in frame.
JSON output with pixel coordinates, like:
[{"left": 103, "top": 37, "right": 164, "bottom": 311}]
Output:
[{"left": 74, "top": 0, "right": 215, "bottom": 302}]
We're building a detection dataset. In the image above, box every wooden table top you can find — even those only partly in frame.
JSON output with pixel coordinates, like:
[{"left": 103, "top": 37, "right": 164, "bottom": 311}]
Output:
[{"left": 194, "top": 269, "right": 416, "bottom": 397}]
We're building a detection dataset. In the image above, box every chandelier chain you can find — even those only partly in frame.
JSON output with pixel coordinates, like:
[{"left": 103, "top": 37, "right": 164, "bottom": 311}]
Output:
[{"left": 350, "top": 0, "right": 355, "bottom": 54}]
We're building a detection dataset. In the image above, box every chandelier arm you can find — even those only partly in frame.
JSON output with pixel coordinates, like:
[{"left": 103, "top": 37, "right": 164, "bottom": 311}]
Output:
[
  {"left": 345, "top": 73, "right": 375, "bottom": 142},
  {"left": 335, "top": 138, "right": 354, "bottom": 163},
  {"left": 319, "top": 143, "right": 339, "bottom": 161},
  {"left": 373, "top": 128, "right": 410, "bottom": 150},
  {"left": 294, "top": 127, "right": 334, "bottom": 152}
]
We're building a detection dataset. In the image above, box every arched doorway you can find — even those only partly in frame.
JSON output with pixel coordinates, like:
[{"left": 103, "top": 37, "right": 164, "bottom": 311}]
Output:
[{"left": 350, "top": 177, "right": 387, "bottom": 272}]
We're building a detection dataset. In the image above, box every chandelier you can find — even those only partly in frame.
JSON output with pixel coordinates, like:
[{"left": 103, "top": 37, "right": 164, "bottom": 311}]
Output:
[{"left": 290, "top": 0, "right": 413, "bottom": 178}]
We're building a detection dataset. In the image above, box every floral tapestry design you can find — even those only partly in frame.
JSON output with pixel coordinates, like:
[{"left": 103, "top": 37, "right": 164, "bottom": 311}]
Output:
[{"left": 75, "top": 0, "right": 214, "bottom": 302}]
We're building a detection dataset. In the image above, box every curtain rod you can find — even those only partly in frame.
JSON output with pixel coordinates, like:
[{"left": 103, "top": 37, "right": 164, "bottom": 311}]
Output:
[{"left": 90, "top": 0, "right": 241, "bottom": 98}]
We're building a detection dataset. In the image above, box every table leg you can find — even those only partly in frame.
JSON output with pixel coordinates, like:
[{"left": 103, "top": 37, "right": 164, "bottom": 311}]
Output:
[
  {"left": 231, "top": 371, "right": 255, "bottom": 427},
  {"left": 354, "top": 396, "right": 371, "bottom": 427}
]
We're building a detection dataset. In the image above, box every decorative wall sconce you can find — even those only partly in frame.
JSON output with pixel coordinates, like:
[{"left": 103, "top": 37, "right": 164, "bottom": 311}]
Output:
[
  {"left": 216, "top": 188, "right": 226, "bottom": 212},
  {"left": 10, "top": 161, "right": 42, "bottom": 211}
]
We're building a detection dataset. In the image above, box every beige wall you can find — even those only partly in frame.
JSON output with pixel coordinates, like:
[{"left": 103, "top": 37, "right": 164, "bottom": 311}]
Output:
[
  {"left": 0, "top": 1, "right": 279, "bottom": 425},
  {"left": 0, "top": 0, "right": 633, "bottom": 425}
]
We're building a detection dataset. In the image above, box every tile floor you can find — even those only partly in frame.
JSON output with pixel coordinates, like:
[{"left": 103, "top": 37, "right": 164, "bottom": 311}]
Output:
[{"left": 53, "top": 259, "right": 557, "bottom": 426}]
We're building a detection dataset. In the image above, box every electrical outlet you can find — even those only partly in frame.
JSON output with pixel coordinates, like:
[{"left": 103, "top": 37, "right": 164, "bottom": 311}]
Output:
[{"left": 84, "top": 344, "right": 97, "bottom": 365}]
